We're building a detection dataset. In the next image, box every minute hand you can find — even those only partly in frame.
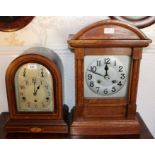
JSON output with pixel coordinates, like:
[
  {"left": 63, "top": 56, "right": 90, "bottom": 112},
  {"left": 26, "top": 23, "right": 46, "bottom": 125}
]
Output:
[{"left": 87, "top": 69, "right": 104, "bottom": 77}]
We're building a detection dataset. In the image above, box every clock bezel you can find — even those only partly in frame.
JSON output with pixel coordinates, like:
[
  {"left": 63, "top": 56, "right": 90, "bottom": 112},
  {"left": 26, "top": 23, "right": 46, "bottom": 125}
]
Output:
[
  {"left": 6, "top": 54, "right": 62, "bottom": 120},
  {"left": 79, "top": 48, "right": 133, "bottom": 107},
  {"left": 14, "top": 63, "right": 55, "bottom": 113},
  {"left": 84, "top": 55, "right": 130, "bottom": 98}
]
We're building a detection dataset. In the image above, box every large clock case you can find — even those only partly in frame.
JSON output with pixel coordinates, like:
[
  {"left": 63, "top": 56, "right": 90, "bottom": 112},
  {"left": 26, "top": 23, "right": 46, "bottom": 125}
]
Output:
[
  {"left": 5, "top": 47, "right": 68, "bottom": 134},
  {"left": 68, "top": 19, "right": 151, "bottom": 136}
]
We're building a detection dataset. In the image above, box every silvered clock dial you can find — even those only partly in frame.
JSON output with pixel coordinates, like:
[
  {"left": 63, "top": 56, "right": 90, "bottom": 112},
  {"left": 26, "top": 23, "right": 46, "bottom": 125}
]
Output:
[
  {"left": 14, "top": 63, "right": 54, "bottom": 112},
  {"left": 84, "top": 56, "right": 131, "bottom": 98}
]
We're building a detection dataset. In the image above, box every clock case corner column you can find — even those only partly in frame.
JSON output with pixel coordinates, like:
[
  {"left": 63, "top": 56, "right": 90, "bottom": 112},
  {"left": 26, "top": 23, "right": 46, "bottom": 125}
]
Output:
[
  {"left": 127, "top": 47, "right": 143, "bottom": 119},
  {"left": 73, "top": 48, "right": 85, "bottom": 120}
]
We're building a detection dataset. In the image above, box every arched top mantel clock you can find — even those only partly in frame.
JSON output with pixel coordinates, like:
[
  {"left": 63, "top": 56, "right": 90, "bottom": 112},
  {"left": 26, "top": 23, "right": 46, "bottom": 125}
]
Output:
[{"left": 5, "top": 47, "right": 68, "bottom": 134}]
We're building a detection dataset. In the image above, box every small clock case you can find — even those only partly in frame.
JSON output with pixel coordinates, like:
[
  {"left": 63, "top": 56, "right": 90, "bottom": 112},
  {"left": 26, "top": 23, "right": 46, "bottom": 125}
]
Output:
[{"left": 5, "top": 47, "right": 68, "bottom": 134}]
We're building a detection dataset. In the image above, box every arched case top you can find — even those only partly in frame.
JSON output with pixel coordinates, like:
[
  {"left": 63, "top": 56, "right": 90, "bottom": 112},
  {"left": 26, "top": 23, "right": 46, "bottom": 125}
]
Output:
[
  {"left": 68, "top": 19, "right": 151, "bottom": 48},
  {"left": 23, "top": 47, "right": 63, "bottom": 77}
]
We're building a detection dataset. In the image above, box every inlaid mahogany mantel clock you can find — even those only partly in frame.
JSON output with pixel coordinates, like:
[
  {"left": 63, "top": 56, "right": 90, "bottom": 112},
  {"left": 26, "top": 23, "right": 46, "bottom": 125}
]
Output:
[
  {"left": 68, "top": 19, "right": 151, "bottom": 136},
  {"left": 5, "top": 47, "right": 68, "bottom": 134}
]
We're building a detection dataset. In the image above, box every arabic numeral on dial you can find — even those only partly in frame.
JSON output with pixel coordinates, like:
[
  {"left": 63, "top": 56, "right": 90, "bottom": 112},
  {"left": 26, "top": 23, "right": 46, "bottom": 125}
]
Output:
[
  {"left": 103, "top": 89, "right": 108, "bottom": 94},
  {"left": 32, "top": 78, "right": 36, "bottom": 83},
  {"left": 47, "top": 92, "right": 51, "bottom": 96},
  {"left": 89, "top": 81, "right": 94, "bottom": 87},
  {"left": 120, "top": 73, "right": 125, "bottom": 79},
  {"left": 24, "top": 80, "right": 29, "bottom": 85},
  {"left": 20, "top": 92, "right": 24, "bottom": 96},
  {"left": 41, "top": 68, "right": 44, "bottom": 77},
  {"left": 34, "top": 104, "right": 38, "bottom": 109},
  {"left": 104, "top": 58, "right": 110, "bottom": 64},
  {"left": 90, "top": 66, "right": 97, "bottom": 72},
  {"left": 111, "top": 86, "right": 116, "bottom": 92},
  {"left": 88, "top": 74, "right": 92, "bottom": 80},
  {"left": 23, "top": 68, "right": 26, "bottom": 77},
  {"left": 45, "top": 85, "right": 48, "bottom": 89},
  {"left": 46, "top": 97, "right": 50, "bottom": 102},
  {"left": 96, "top": 87, "right": 100, "bottom": 93},
  {"left": 117, "top": 81, "right": 123, "bottom": 86},
  {"left": 40, "top": 80, "right": 43, "bottom": 85},
  {"left": 119, "top": 66, "right": 123, "bottom": 72},
  {"left": 97, "top": 60, "right": 101, "bottom": 66}
]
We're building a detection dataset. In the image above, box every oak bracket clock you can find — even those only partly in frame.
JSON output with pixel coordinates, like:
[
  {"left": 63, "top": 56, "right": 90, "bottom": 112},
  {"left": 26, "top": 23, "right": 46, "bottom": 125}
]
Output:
[
  {"left": 5, "top": 47, "right": 68, "bottom": 134},
  {"left": 68, "top": 19, "right": 151, "bottom": 137}
]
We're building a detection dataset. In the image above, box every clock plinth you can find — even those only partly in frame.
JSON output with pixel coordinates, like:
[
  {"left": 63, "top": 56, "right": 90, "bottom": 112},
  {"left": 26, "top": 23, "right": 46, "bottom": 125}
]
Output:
[
  {"left": 71, "top": 108, "right": 140, "bottom": 136},
  {"left": 68, "top": 19, "right": 151, "bottom": 136},
  {"left": 5, "top": 119, "right": 68, "bottom": 134},
  {"left": 5, "top": 104, "right": 68, "bottom": 134}
]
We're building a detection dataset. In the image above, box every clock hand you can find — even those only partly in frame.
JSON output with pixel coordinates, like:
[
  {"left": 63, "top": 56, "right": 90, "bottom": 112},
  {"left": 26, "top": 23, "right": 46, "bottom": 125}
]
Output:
[
  {"left": 87, "top": 69, "right": 104, "bottom": 77},
  {"left": 33, "top": 81, "right": 36, "bottom": 95},
  {"left": 104, "top": 63, "right": 110, "bottom": 79},
  {"left": 34, "top": 85, "right": 40, "bottom": 96},
  {"left": 104, "top": 63, "right": 108, "bottom": 76}
]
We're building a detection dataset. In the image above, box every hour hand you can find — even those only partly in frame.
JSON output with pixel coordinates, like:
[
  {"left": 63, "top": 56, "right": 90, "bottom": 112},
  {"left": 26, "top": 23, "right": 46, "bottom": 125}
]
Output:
[
  {"left": 33, "top": 85, "right": 40, "bottom": 96},
  {"left": 104, "top": 64, "right": 110, "bottom": 79},
  {"left": 33, "top": 81, "right": 36, "bottom": 95}
]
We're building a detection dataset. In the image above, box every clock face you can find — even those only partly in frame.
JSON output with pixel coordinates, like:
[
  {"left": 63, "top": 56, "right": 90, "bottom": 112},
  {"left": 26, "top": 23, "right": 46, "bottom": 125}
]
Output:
[
  {"left": 14, "top": 63, "right": 54, "bottom": 112},
  {"left": 84, "top": 56, "right": 131, "bottom": 98}
]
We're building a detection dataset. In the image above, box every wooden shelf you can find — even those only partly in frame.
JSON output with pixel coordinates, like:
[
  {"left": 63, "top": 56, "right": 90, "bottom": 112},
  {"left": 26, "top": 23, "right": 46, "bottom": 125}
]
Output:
[{"left": 0, "top": 112, "right": 153, "bottom": 139}]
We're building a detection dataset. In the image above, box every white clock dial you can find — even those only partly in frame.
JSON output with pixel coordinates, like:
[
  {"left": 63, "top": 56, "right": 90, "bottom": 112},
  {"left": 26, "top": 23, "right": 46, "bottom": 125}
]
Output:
[
  {"left": 84, "top": 56, "right": 131, "bottom": 98},
  {"left": 14, "top": 63, "right": 54, "bottom": 112}
]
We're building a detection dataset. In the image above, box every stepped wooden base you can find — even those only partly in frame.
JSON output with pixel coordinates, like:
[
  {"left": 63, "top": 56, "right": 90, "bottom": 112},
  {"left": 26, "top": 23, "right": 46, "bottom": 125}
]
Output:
[
  {"left": 70, "top": 117, "right": 140, "bottom": 137},
  {"left": 5, "top": 119, "right": 68, "bottom": 134}
]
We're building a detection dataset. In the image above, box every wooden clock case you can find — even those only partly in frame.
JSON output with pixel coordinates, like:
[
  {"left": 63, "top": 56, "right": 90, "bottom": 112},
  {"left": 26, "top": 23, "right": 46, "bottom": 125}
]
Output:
[
  {"left": 68, "top": 19, "right": 151, "bottom": 136},
  {"left": 0, "top": 16, "right": 34, "bottom": 32},
  {"left": 5, "top": 47, "right": 68, "bottom": 134}
]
